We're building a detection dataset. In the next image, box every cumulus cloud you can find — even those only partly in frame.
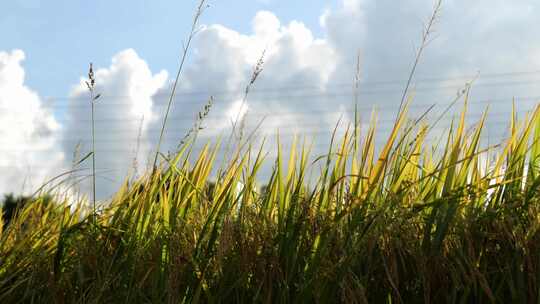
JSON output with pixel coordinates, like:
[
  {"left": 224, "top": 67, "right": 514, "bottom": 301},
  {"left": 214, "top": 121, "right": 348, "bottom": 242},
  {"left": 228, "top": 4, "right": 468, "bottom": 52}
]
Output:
[
  {"left": 0, "top": 49, "right": 64, "bottom": 195},
  {"left": 320, "top": 0, "right": 540, "bottom": 138},
  {"left": 150, "top": 9, "right": 344, "bottom": 157}
]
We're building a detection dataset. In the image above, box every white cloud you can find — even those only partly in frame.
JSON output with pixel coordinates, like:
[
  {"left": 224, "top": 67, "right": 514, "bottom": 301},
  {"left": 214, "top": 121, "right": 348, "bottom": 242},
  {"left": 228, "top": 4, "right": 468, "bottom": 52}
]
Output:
[
  {"left": 153, "top": 9, "right": 341, "bottom": 152},
  {"left": 321, "top": 0, "right": 540, "bottom": 138},
  {"left": 0, "top": 49, "right": 64, "bottom": 195}
]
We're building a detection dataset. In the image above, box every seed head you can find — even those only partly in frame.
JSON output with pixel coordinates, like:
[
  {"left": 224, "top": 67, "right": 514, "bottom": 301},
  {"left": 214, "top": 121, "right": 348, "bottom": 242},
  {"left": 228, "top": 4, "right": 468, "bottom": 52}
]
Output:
[{"left": 86, "top": 63, "right": 96, "bottom": 91}]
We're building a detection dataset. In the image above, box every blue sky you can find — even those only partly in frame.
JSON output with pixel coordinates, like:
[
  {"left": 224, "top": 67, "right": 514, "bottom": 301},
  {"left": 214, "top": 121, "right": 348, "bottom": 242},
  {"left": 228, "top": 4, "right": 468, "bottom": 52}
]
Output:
[
  {"left": 1, "top": 0, "right": 540, "bottom": 197},
  {"left": 0, "top": 0, "right": 331, "bottom": 98}
]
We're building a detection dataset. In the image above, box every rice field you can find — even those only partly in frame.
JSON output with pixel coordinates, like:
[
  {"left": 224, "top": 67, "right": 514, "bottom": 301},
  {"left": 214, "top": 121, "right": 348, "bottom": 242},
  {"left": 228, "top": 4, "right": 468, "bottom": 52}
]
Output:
[{"left": 1, "top": 98, "right": 540, "bottom": 303}]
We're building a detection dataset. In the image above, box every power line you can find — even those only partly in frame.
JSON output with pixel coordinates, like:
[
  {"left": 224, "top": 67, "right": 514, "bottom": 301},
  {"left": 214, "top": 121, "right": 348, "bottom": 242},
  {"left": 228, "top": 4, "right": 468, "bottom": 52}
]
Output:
[
  {"left": 0, "top": 71, "right": 532, "bottom": 111},
  {"left": 37, "top": 79, "right": 540, "bottom": 110},
  {"left": 0, "top": 130, "right": 514, "bottom": 169},
  {"left": 7, "top": 93, "right": 539, "bottom": 126},
  {"left": 0, "top": 113, "right": 526, "bottom": 150},
  {"left": 0, "top": 108, "right": 531, "bottom": 146},
  {"left": 36, "top": 69, "right": 540, "bottom": 101},
  {"left": 36, "top": 108, "right": 530, "bottom": 140}
]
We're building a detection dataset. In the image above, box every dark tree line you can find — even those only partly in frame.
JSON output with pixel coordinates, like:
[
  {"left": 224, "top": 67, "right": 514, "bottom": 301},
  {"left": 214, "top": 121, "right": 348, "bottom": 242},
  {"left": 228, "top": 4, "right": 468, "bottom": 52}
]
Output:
[{"left": 1, "top": 194, "right": 52, "bottom": 230}]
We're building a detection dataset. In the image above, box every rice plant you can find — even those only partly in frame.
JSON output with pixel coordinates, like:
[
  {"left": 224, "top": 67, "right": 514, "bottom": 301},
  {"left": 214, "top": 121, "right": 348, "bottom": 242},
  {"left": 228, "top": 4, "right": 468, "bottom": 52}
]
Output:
[
  {"left": 153, "top": 0, "right": 210, "bottom": 171},
  {"left": 1, "top": 99, "right": 540, "bottom": 303},
  {"left": 85, "top": 62, "right": 101, "bottom": 223}
]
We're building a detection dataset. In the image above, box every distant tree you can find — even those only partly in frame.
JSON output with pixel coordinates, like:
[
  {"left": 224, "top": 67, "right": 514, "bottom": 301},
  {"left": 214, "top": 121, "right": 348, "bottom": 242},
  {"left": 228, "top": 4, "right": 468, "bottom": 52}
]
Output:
[
  {"left": 1, "top": 193, "right": 52, "bottom": 230},
  {"left": 1, "top": 193, "right": 32, "bottom": 229}
]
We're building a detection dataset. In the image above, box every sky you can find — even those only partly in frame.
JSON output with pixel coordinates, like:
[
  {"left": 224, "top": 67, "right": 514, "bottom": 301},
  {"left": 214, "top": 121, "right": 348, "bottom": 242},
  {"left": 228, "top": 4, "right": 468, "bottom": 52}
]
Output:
[
  {"left": 0, "top": 0, "right": 331, "bottom": 98},
  {"left": 1, "top": 0, "right": 540, "bottom": 198}
]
